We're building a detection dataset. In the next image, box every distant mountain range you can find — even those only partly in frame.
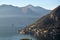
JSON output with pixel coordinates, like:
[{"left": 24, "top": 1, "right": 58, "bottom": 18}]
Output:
[
  {"left": 0, "top": 4, "right": 51, "bottom": 17},
  {"left": 0, "top": 4, "right": 51, "bottom": 27}
]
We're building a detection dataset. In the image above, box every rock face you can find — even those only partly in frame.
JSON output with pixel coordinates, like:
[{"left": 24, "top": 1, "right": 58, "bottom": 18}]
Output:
[{"left": 20, "top": 5, "right": 60, "bottom": 40}]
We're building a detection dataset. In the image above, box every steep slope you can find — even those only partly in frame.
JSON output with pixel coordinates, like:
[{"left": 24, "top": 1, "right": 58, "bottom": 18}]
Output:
[{"left": 27, "top": 5, "right": 60, "bottom": 29}]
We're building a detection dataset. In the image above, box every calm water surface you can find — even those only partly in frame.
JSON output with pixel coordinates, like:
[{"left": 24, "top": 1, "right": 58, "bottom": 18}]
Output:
[{"left": 0, "top": 34, "right": 36, "bottom": 40}]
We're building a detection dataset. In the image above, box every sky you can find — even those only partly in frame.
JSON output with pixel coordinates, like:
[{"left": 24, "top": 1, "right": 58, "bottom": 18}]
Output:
[{"left": 0, "top": 0, "right": 60, "bottom": 10}]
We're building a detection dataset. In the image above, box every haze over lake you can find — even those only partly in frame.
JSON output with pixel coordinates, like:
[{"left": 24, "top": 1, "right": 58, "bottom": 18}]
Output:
[{"left": 0, "top": 4, "right": 51, "bottom": 40}]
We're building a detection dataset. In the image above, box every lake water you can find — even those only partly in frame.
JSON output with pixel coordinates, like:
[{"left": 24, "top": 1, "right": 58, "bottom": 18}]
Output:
[
  {"left": 0, "top": 17, "right": 37, "bottom": 40},
  {"left": 0, "top": 26, "right": 36, "bottom": 40},
  {"left": 0, "top": 34, "right": 36, "bottom": 40}
]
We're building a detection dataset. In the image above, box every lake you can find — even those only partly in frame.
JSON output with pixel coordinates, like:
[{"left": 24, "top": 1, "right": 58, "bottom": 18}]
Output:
[
  {"left": 0, "top": 17, "right": 37, "bottom": 40},
  {"left": 0, "top": 26, "right": 36, "bottom": 40},
  {"left": 0, "top": 34, "right": 36, "bottom": 40}
]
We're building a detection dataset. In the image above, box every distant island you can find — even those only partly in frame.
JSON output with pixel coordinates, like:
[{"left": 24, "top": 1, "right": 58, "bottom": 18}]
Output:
[{"left": 19, "top": 5, "right": 60, "bottom": 40}]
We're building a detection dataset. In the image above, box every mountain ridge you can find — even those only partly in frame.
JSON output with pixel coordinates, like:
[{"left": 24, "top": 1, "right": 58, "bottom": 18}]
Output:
[{"left": 0, "top": 4, "right": 51, "bottom": 16}]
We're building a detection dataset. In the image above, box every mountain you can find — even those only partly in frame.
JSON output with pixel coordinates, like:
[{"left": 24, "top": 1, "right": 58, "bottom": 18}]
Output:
[
  {"left": 22, "top": 5, "right": 51, "bottom": 16},
  {"left": 19, "top": 5, "right": 60, "bottom": 40},
  {"left": 25, "top": 5, "right": 60, "bottom": 29},
  {"left": 0, "top": 4, "right": 51, "bottom": 27},
  {"left": 0, "top": 4, "right": 51, "bottom": 36},
  {"left": 0, "top": 4, "right": 51, "bottom": 16}
]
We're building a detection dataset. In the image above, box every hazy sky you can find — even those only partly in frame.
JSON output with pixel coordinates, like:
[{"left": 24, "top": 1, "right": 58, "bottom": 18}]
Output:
[{"left": 0, "top": 0, "right": 60, "bottom": 10}]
